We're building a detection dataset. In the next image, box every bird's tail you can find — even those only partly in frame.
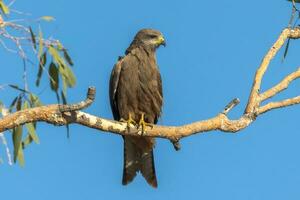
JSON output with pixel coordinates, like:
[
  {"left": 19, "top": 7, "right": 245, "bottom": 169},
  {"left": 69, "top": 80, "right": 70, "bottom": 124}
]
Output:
[{"left": 122, "top": 136, "right": 157, "bottom": 188}]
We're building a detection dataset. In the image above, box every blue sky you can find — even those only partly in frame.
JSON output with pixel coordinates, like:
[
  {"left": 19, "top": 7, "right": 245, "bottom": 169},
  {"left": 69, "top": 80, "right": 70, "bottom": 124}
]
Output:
[{"left": 1, "top": 0, "right": 300, "bottom": 199}]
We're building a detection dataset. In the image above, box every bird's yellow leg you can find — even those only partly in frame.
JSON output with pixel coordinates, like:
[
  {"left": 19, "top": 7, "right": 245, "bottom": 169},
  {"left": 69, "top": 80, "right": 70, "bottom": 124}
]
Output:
[
  {"left": 138, "top": 113, "right": 153, "bottom": 134},
  {"left": 120, "top": 113, "right": 136, "bottom": 129}
]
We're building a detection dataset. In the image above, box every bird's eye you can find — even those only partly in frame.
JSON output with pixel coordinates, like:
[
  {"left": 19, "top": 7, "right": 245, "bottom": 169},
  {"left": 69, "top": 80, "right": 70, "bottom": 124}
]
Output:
[{"left": 149, "top": 35, "right": 157, "bottom": 39}]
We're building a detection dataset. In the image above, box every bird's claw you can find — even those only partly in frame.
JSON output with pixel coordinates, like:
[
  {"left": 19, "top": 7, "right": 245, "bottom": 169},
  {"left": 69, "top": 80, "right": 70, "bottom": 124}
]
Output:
[
  {"left": 120, "top": 114, "right": 136, "bottom": 130},
  {"left": 138, "top": 113, "right": 153, "bottom": 135}
]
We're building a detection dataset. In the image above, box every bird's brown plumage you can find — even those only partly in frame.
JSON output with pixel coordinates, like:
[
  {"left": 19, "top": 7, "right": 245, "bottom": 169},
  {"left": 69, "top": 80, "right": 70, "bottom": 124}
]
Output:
[{"left": 109, "top": 29, "right": 165, "bottom": 187}]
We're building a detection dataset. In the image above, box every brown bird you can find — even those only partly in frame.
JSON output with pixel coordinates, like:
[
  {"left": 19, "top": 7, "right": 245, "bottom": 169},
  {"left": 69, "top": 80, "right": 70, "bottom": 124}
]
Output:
[{"left": 109, "top": 29, "right": 165, "bottom": 188}]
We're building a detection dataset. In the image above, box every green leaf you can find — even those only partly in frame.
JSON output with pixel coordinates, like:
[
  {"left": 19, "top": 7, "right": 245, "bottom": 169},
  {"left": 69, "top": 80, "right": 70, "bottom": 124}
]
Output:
[
  {"left": 57, "top": 64, "right": 76, "bottom": 89},
  {"left": 55, "top": 91, "right": 60, "bottom": 103},
  {"left": 40, "top": 16, "right": 55, "bottom": 21},
  {"left": 61, "top": 91, "right": 70, "bottom": 138},
  {"left": 64, "top": 65, "right": 76, "bottom": 87},
  {"left": 61, "top": 90, "right": 67, "bottom": 105},
  {"left": 48, "top": 46, "right": 58, "bottom": 58},
  {"left": 49, "top": 62, "right": 59, "bottom": 91},
  {"left": 23, "top": 101, "right": 40, "bottom": 144},
  {"left": 16, "top": 96, "right": 22, "bottom": 111},
  {"left": 22, "top": 134, "right": 33, "bottom": 149},
  {"left": 12, "top": 126, "right": 24, "bottom": 166},
  {"left": 63, "top": 49, "right": 74, "bottom": 66},
  {"left": 49, "top": 46, "right": 65, "bottom": 65},
  {"left": 49, "top": 46, "right": 76, "bottom": 86},
  {"left": 22, "top": 100, "right": 29, "bottom": 109},
  {"left": 0, "top": 1, "right": 10, "bottom": 15},
  {"left": 17, "top": 148, "right": 25, "bottom": 166},
  {"left": 38, "top": 29, "right": 43, "bottom": 58},
  {"left": 36, "top": 52, "right": 47, "bottom": 86},
  {"left": 9, "top": 84, "right": 29, "bottom": 93},
  {"left": 61, "top": 75, "right": 67, "bottom": 95},
  {"left": 30, "top": 93, "right": 43, "bottom": 107},
  {"left": 25, "top": 123, "right": 40, "bottom": 144},
  {"left": 287, "top": 0, "right": 300, "bottom": 3},
  {"left": 9, "top": 96, "right": 18, "bottom": 112},
  {"left": 57, "top": 41, "right": 63, "bottom": 51},
  {"left": 29, "top": 26, "right": 36, "bottom": 49},
  {"left": 283, "top": 38, "right": 291, "bottom": 62}
]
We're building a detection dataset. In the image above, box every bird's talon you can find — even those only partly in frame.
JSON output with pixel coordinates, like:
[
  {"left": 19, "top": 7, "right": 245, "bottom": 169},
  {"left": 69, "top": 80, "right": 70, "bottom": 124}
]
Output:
[
  {"left": 138, "top": 113, "right": 152, "bottom": 135},
  {"left": 120, "top": 114, "right": 136, "bottom": 130}
]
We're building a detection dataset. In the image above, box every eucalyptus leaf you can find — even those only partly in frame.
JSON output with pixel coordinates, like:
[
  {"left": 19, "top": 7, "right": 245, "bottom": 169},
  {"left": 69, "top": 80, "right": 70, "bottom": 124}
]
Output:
[
  {"left": 22, "top": 101, "right": 40, "bottom": 144},
  {"left": 22, "top": 134, "right": 33, "bottom": 149},
  {"left": 0, "top": 1, "right": 9, "bottom": 15},
  {"left": 49, "top": 46, "right": 66, "bottom": 66},
  {"left": 16, "top": 96, "right": 22, "bottom": 111},
  {"left": 64, "top": 65, "right": 76, "bottom": 87},
  {"left": 38, "top": 29, "right": 43, "bottom": 58},
  {"left": 12, "top": 126, "right": 24, "bottom": 166},
  {"left": 17, "top": 147, "right": 25, "bottom": 166},
  {"left": 61, "top": 90, "right": 67, "bottom": 105},
  {"left": 287, "top": 0, "right": 300, "bottom": 3},
  {"left": 9, "top": 84, "right": 29, "bottom": 93},
  {"left": 29, "top": 26, "right": 36, "bottom": 49},
  {"left": 40, "top": 16, "right": 55, "bottom": 21},
  {"left": 36, "top": 52, "right": 47, "bottom": 86},
  {"left": 63, "top": 49, "right": 74, "bottom": 66},
  {"left": 9, "top": 96, "right": 18, "bottom": 112},
  {"left": 283, "top": 38, "right": 291, "bottom": 61},
  {"left": 30, "top": 93, "right": 43, "bottom": 107},
  {"left": 25, "top": 123, "right": 40, "bottom": 144},
  {"left": 49, "top": 62, "right": 59, "bottom": 91}
]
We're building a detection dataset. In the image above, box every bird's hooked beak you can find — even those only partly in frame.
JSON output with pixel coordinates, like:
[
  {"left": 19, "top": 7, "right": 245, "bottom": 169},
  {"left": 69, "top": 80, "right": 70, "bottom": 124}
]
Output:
[{"left": 157, "top": 35, "right": 166, "bottom": 47}]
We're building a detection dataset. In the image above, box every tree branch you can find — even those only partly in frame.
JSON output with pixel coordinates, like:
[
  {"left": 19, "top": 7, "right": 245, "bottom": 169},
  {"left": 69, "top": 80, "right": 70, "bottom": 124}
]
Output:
[
  {"left": 1, "top": 28, "right": 300, "bottom": 143},
  {"left": 245, "top": 28, "right": 296, "bottom": 113},
  {"left": 0, "top": 93, "right": 253, "bottom": 140},
  {"left": 258, "top": 96, "right": 300, "bottom": 115},
  {"left": 260, "top": 67, "right": 300, "bottom": 101}
]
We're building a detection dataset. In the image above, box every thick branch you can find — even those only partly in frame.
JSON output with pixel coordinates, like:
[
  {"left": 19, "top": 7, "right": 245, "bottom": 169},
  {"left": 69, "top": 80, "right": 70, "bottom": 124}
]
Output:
[
  {"left": 0, "top": 87, "right": 96, "bottom": 132},
  {"left": 1, "top": 28, "right": 300, "bottom": 142},
  {"left": 0, "top": 94, "right": 257, "bottom": 140}
]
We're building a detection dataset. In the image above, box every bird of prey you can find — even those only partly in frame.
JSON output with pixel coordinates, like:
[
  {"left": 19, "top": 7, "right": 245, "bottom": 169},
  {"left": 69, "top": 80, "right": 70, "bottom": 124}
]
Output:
[{"left": 109, "top": 29, "right": 165, "bottom": 188}]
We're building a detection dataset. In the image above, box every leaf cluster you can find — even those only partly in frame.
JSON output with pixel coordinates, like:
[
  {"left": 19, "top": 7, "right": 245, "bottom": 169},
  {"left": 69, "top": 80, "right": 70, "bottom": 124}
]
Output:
[
  {"left": 0, "top": 0, "right": 76, "bottom": 165},
  {"left": 2, "top": 90, "right": 42, "bottom": 166}
]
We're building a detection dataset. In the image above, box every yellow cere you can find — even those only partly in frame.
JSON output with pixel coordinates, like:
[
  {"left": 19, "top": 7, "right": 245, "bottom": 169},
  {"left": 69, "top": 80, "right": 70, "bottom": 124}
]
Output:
[{"left": 156, "top": 36, "right": 165, "bottom": 44}]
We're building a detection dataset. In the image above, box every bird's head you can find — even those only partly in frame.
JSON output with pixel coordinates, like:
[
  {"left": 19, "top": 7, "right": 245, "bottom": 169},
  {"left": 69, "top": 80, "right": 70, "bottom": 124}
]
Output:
[{"left": 130, "top": 29, "right": 166, "bottom": 51}]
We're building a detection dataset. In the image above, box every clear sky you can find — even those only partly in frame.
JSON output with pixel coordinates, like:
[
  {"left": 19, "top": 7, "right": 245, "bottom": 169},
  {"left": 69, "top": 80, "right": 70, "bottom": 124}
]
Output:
[{"left": 1, "top": 0, "right": 300, "bottom": 199}]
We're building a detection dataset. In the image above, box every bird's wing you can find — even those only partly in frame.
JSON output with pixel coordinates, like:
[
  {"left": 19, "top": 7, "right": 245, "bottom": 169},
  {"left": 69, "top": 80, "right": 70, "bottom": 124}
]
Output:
[
  {"left": 154, "top": 70, "right": 163, "bottom": 124},
  {"left": 109, "top": 58, "right": 123, "bottom": 120}
]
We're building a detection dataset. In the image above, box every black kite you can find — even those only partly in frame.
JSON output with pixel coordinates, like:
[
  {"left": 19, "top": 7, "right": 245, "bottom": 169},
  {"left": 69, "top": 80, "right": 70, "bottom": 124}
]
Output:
[{"left": 109, "top": 29, "right": 165, "bottom": 188}]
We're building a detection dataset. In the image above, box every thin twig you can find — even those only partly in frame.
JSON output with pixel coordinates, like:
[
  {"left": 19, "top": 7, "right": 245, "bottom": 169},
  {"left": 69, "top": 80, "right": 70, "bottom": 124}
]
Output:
[
  {"left": 222, "top": 98, "right": 240, "bottom": 115},
  {"left": 0, "top": 133, "right": 13, "bottom": 165}
]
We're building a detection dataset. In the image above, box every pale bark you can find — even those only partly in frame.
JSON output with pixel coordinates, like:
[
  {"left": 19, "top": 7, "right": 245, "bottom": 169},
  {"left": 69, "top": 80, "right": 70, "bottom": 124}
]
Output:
[{"left": 1, "top": 28, "right": 300, "bottom": 145}]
